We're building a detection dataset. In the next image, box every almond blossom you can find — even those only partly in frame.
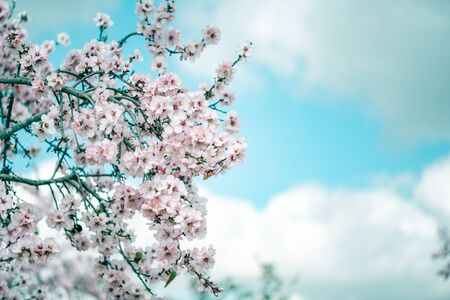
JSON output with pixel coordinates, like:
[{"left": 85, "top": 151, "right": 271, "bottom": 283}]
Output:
[{"left": 0, "top": 0, "right": 251, "bottom": 298}]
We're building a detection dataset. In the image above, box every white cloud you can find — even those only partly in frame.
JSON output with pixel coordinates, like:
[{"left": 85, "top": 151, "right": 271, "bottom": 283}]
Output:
[
  {"left": 9, "top": 156, "right": 450, "bottom": 300},
  {"left": 177, "top": 0, "right": 450, "bottom": 144},
  {"left": 194, "top": 153, "right": 450, "bottom": 300},
  {"left": 10, "top": 156, "right": 450, "bottom": 299},
  {"left": 18, "top": 156, "right": 450, "bottom": 299},
  {"left": 415, "top": 155, "right": 450, "bottom": 223}
]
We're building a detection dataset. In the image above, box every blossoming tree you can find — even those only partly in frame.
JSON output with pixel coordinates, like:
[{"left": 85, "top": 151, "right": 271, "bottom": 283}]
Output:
[
  {"left": 0, "top": 0, "right": 250, "bottom": 298},
  {"left": 433, "top": 228, "right": 450, "bottom": 280}
]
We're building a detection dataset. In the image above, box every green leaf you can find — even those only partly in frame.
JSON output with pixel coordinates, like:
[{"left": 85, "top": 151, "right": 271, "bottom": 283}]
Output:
[
  {"left": 74, "top": 224, "right": 82, "bottom": 232},
  {"left": 134, "top": 252, "right": 143, "bottom": 263},
  {"left": 164, "top": 271, "right": 177, "bottom": 288}
]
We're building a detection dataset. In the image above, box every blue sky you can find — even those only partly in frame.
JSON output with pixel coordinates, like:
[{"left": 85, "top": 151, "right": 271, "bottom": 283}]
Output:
[
  {"left": 19, "top": 0, "right": 450, "bottom": 207},
  {"left": 15, "top": 1, "right": 450, "bottom": 299}
]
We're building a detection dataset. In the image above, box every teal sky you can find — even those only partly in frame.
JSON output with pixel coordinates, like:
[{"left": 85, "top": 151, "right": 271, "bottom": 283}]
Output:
[
  {"left": 169, "top": 0, "right": 450, "bottom": 206},
  {"left": 12, "top": 1, "right": 450, "bottom": 300},
  {"left": 20, "top": 0, "right": 450, "bottom": 207}
]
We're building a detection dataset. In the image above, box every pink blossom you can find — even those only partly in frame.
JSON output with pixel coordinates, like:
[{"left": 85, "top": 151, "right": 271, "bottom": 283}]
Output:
[
  {"left": 0, "top": 0, "right": 248, "bottom": 296},
  {"left": 202, "top": 26, "right": 221, "bottom": 45},
  {"left": 56, "top": 32, "right": 70, "bottom": 47},
  {"left": 94, "top": 12, "right": 113, "bottom": 28}
]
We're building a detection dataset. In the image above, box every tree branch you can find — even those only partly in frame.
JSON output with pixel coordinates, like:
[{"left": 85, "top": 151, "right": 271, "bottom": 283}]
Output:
[
  {"left": 0, "top": 173, "right": 77, "bottom": 186},
  {"left": 0, "top": 76, "right": 94, "bottom": 104},
  {"left": 0, "top": 76, "right": 30, "bottom": 86},
  {"left": 0, "top": 109, "right": 49, "bottom": 140},
  {"left": 118, "top": 32, "right": 143, "bottom": 47}
]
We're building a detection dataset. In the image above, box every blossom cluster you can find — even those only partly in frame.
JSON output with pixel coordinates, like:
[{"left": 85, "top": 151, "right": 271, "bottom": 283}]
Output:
[{"left": 0, "top": 0, "right": 251, "bottom": 298}]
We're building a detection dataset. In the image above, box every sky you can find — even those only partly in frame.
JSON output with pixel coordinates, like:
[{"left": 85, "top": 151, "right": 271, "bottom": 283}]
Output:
[{"left": 13, "top": 0, "right": 450, "bottom": 299}]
